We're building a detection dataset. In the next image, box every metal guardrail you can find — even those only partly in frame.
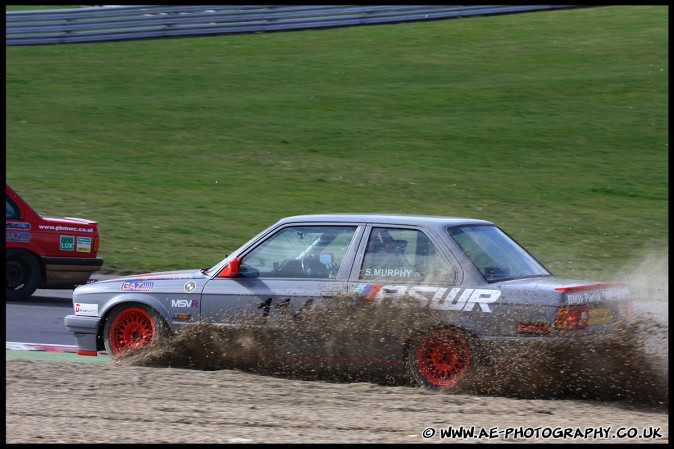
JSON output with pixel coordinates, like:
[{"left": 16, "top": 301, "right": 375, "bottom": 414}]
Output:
[{"left": 6, "top": 5, "right": 586, "bottom": 46}]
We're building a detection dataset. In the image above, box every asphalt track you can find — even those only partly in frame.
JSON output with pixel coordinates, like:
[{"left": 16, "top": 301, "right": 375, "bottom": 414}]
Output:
[{"left": 5, "top": 273, "right": 118, "bottom": 362}]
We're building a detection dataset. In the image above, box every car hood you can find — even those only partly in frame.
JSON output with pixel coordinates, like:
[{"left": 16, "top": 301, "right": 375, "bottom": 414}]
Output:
[
  {"left": 101, "top": 269, "right": 210, "bottom": 283},
  {"left": 73, "top": 269, "right": 211, "bottom": 296}
]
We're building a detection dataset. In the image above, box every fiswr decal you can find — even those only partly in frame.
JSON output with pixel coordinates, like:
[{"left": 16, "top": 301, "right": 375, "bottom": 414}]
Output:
[{"left": 355, "top": 284, "right": 501, "bottom": 312}]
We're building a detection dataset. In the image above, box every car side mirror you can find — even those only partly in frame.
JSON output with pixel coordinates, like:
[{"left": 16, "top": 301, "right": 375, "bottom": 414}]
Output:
[{"left": 217, "top": 257, "right": 241, "bottom": 278}]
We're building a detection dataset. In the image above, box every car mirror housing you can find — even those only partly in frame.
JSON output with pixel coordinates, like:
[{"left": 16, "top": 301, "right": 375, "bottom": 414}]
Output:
[{"left": 217, "top": 257, "right": 241, "bottom": 278}]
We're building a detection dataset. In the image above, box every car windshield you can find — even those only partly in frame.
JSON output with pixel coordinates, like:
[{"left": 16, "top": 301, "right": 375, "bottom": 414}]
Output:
[{"left": 448, "top": 225, "right": 550, "bottom": 282}]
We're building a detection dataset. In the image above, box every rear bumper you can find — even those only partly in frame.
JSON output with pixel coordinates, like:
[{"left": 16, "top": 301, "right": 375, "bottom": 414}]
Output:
[
  {"left": 42, "top": 256, "right": 104, "bottom": 288},
  {"left": 64, "top": 314, "right": 101, "bottom": 355}
]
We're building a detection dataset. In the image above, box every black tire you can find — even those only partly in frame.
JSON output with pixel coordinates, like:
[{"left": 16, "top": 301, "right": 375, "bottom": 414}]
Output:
[
  {"left": 6, "top": 249, "right": 42, "bottom": 301},
  {"left": 406, "top": 327, "right": 478, "bottom": 392},
  {"left": 103, "top": 303, "right": 169, "bottom": 358}
]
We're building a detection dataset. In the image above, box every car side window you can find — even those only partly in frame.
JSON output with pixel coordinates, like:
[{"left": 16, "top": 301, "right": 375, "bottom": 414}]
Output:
[
  {"left": 359, "top": 227, "right": 455, "bottom": 283},
  {"left": 239, "top": 225, "right": 357, "bottom": 279},
  {"left": 448, "top": 225, "right": 548, "bottom": 281},
  {"left": 6, "top": 195, "right": 19, "bottom": 219}
]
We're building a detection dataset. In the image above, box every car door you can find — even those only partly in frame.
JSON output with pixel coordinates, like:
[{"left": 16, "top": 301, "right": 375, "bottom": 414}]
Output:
[
  {"left": 200, "top": 223, "right": 363, "bottom": 356},
  {"left": 344, "top": 224, "right": 463, "bottom": 360}
]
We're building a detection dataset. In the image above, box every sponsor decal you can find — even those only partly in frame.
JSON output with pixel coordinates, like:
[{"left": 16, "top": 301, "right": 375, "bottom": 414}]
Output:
[
  {"left": 355, "top": 284, "right": 501, "bottom": 312},
  {"left": 184, "top": 281, "right": 197, "bottom": 293},
  {"left": 355, "top": 284, "right": 383, "bottom": 301},
  {"left": 76, "top": 236, "right": 92, "bottom": 253},
  {"left": 6, "top": 221, "right": 31, "bottom": 230},
  {"left": 171, "top": 299, "right": 199, "bottom": 308},
  {"left": 60, "top": 235, "right": 75, "bottom": 251},
  {"left": 38, "top": 224, "right": 94, "bottom": 233},
  {"left": 566, "top": 287, "right": 631, "bottom": 304},
  {"left": 74, "top": 303, "right": 98, "bottom": 316},
  {"left": 6, "top": 231, "right": 31, "bottom": 242},
  {"left": 120, "top": 280, "right": 155, "bottom": 292}
]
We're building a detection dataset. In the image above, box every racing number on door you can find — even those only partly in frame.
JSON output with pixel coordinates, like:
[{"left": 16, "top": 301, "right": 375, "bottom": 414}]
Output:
[{"left": 258, "top": 298, "right": 273, "bottom": 317}]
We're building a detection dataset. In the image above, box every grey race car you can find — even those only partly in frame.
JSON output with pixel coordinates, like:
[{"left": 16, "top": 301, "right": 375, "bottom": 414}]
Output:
[{"left": 64, "top": 214, "right": 633, "bottom": 390}]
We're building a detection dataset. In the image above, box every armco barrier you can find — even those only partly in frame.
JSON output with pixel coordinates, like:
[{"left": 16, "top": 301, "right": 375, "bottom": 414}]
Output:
[{"left": 6, "top": 5, "right": 586, "bottom": 46}]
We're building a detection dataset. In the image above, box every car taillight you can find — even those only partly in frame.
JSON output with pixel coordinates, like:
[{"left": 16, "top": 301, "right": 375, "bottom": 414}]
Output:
[
  {"left": 93, "top": 236, "right": 100, "bottom": 253},
  {"left": 554, "top": 305, "right": 589, "bottom": 329}
]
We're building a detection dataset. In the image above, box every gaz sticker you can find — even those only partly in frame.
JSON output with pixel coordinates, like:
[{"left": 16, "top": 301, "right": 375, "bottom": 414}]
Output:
[
  {"left": 6, "top": 231, "right": 30, "bottom": 242},
  {"left": 120, "top": 281, "right": 155, "bottom": 292}
]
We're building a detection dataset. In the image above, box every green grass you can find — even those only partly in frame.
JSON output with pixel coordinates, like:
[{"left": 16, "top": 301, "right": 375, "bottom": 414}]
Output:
[{"left": 6, "top": 6, "right": 668, "bottom": 280}]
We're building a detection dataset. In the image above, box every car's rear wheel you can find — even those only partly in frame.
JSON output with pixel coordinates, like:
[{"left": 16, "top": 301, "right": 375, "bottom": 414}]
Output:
[
  {"left": 103, "top": 304, "right": 168, "bottom": 357},
  {"left": 406, "top": 327, "right": 476, "bottom": 391},
  {"left": 6, "top": 249, "right": 41, "bottom": 301}
]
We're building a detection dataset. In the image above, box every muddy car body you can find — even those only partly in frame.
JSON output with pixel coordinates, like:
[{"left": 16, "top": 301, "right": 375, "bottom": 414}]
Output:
[{"left": 64, "top": 214, "right": 632, "bottom": 390}]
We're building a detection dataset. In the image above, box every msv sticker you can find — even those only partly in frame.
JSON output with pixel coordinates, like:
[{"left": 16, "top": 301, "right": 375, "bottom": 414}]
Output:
[
  {"left": 172, "top": 299, "right": 199, "bottom": 308},
  {"left": 120, "top": 280, "right": 155, "bottom": 292},
  {"left": 355, "top": 284, "right": 501, "bottom": 312},
  {"left": 74, "top": 303, "right": 98, "bottom": 316}
]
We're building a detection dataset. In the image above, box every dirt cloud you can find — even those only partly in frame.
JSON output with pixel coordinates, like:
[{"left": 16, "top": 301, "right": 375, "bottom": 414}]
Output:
[{"left": 120, "top": 293, "right": 668, "bottom": 408}]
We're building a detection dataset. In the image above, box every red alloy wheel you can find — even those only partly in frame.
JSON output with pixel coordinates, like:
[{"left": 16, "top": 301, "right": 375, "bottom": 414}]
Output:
[
  {"left": 108, "top": 306, "right": 157, "bottom": 356},
  {"left": 415, "top": 329, "right": 471, "bottom": 387}
]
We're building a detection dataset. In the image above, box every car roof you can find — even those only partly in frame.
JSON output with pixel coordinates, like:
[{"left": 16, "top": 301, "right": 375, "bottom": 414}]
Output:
[{"left": 276, "top": 213, "right": 493, "bottom": 227}]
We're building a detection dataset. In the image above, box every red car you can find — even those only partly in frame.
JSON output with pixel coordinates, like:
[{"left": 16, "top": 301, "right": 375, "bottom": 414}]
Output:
[{"left": 6, "top": 184, "right": 104, "bottom": 300}]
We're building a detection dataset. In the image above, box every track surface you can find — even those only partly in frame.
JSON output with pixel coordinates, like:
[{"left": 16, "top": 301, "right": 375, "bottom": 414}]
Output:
[{"left": 5, "top": 357, "right": 669, "bottom": 444}]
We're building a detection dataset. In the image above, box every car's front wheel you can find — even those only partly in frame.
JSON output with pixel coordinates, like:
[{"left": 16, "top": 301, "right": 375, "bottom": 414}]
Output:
[
  {"left": 6, "top": 249, "right": 41, "bottom": 301},
  {"left": 103, "top": 304, "right": 168, "bottom": 357},
  {"left": 406, "top": 327, "right": 477, "bottom": 391}
]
